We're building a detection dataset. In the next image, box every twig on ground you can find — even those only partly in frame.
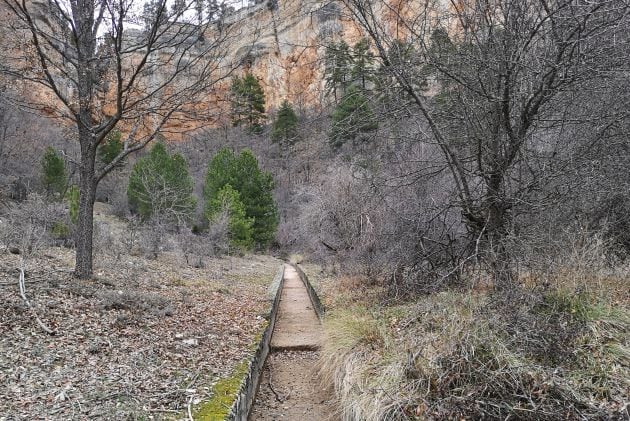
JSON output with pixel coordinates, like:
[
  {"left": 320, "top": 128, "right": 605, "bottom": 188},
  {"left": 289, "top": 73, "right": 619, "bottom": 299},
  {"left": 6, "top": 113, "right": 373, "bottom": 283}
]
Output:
[
  {"left": 267, "top": 360, "right": 285, "bottom": 403},
  {"left": 18, "top": 258, "right": 55, "bottom": 335},
  {"left": 147, "top": 408, "right": 180, "bottom": 413},
  {"left": 187, "top": 395, "right": 194, "bottom": 421}
]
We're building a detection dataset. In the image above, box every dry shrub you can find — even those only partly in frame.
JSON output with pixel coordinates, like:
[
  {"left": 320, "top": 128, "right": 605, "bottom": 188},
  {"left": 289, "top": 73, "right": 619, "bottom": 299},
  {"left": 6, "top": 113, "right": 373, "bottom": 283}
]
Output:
[
  {"left": 326, "top": 274, "right": 386, "bottom": 310},
  {"left": 120, "top": 215, "right": 142, "bottom": 254},
  {"left": 321, "top": 286, "right": 629, "bottom": 421},
  {"left": 177, "top": 229, "right": 217, "bottom": 268},
  {"left": 205, "top": 209, "right": 229, "bottom": 255},
  {"left": 93, "top": 220, "right": 118, "bottom": 259},
  {"left": 293, "top": 160, "right": 469, "bottom": 296},
  {"left": 337, "top": 275, "right": 365, "bottom": 292},
  {"left": 0, "top": 194, "right": 67, "bottom": 256},
  {"left": 109, "top": 188, "right": 130, "bottom": 218},
  {"left": 532, "top": 232, "right": 630, "bottom": 302},
  {"left": 97, "top": 289, "right": 174, "bottom": 317}
]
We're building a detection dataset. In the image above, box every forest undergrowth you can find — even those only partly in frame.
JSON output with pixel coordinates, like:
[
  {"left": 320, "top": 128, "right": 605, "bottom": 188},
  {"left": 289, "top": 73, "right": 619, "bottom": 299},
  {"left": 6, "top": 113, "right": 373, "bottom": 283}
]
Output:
[{"left": 316, "top": 258, "right": 629, "bottom": 420}]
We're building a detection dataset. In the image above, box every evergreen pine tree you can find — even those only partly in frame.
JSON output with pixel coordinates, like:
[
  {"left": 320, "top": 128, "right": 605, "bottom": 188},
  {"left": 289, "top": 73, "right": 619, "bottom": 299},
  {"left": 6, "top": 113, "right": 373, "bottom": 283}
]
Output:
[
  {"left": 97, "top": 129, "right": 125, "bottom": 167},
  {"left": 323, "top": 40, "right": 351, "bottom": 102},
  {"left": 330, "top": 85, "right": 378, "bottom": 149},
  {"left": 374, "top": 40, "right": 419, "bottom": 119},
  {"left": 351, "top": 38, "right": 374, "bottom": 89},
  {"left": 207, "top": 184, "right": 254, "bottom": 250},
  {"left": 67, "top": 185, "right": 80, "bottom": 224},
  {"left": 230, "top": 73, "right": 267, "bottom": 134},
  {"left": 271, "top": 100, "right": 299, "bottom": 145},
  {"left": 204, "top": 148, "right": 278, "bottom": 246},
  {"left": 41, "top": 147, "right": 66, "bottom": 197}
]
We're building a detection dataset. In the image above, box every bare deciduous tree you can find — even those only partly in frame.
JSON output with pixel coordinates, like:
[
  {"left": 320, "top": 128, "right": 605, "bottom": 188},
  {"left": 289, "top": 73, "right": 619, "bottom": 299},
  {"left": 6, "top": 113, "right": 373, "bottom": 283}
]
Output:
[
  {"left": 339, "top": 0, "right": 630, "bottom": 289},
  {"left": 0, "top": 0, "right": 249, "bottom": 278}
]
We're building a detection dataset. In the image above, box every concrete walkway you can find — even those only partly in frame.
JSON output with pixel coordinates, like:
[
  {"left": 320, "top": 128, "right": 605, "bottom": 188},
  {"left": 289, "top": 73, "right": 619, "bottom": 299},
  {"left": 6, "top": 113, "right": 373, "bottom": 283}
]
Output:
[
  {"left": 250, "top": 265, "right": 337, "bottom": 420},
  {"left": 270, "top": 265, "right": 322, "bottom": 351}
]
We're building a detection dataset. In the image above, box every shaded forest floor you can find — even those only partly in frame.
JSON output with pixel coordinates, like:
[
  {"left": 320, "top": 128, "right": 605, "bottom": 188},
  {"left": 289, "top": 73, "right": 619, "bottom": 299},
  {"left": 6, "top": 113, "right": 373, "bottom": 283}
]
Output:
[{"left": 0, "top": 245, "right": 280, "bottom": 420}]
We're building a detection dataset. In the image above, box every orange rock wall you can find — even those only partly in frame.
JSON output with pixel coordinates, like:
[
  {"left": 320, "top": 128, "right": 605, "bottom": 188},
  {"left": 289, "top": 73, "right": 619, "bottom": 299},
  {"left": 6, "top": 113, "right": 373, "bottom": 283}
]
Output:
[{"left": 1, "top": 0, "right": 451, "bottom": 138}]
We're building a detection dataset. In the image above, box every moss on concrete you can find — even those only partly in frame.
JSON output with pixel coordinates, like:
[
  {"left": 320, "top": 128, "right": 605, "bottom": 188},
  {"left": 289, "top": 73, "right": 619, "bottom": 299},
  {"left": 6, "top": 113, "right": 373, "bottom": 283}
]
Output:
[{"left": 194, "top": 360, "right": 250, "bottom": 421}]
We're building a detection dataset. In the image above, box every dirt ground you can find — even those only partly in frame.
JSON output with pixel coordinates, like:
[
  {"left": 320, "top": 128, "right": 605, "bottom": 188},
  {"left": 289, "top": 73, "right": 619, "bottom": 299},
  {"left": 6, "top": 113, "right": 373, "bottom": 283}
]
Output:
[
  {"left": 250, "top": 265, "right": 338, "bottom": 421},
  {"left": 0, "top": 244, "right": 280, "bottom": 420},
  {"left": 249, "top": 351, "right": 338, "bottom": 421}
]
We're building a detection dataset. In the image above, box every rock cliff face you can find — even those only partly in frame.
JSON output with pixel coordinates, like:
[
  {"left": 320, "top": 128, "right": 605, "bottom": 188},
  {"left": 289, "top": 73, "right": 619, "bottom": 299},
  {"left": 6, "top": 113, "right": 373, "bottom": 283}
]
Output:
[
  {"left": 187, "top": 0, "right": 367, "bottom": 119},
  {"left": 1, "top": 0, "right": 429, "bottom": 135},
  {"left": 0, "top": 0, "right": 73, "bottom": 117},
  {"left": 215, "top": 0, "right": 355, "bottom": 113}
]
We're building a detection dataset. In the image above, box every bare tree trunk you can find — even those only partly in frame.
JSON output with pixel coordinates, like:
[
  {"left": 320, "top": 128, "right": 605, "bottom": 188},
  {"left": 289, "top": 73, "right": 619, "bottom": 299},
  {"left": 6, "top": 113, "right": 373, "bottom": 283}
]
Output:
[
  {"left": 75, "top": 183, "right": 96, "bottom": 278},
  {"left": 75, "top": 130, "right": 97, "bottom": 279},
  {"left": 480, "top": 172, "right": 514, "bottom": 289},
  {"left": 486, "top": 147, "right": 515, "bottom": 288}
]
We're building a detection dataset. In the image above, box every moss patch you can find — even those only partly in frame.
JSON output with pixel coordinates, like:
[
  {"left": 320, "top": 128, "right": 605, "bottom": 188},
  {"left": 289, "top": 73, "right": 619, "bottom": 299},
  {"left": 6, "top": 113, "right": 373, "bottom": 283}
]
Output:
[
  {"left": 193, "top": 318, "right": 270, "bottom": 420},
  {"left": 194, "top": 360, "right": 250, "bottom": 421}
]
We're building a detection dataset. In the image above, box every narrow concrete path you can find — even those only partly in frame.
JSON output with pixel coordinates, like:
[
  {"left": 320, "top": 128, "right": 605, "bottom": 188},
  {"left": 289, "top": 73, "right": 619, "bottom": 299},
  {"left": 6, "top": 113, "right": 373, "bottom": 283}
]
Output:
[
  {"left": 270, "top": 265, "right": 322, "bottom": 351},
  {"left": 249, "top": 265, "right": 337, "bottom": 421}
]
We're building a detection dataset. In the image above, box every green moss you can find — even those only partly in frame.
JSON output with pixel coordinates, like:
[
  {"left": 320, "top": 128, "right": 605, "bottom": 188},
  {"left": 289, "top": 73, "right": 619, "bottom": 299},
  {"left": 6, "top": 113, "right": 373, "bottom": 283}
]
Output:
[
  {"left": 250, "top": 321, "right": 268, "bottom": 351},
  {"left": 187, "top": 273, "right": 278, "bottom": 421},
  {"left": 194, "top": 319, "right": 270, "bottom": 421},
  {"left": 194, "top": 360, "right": 250, "bottom": 421}
]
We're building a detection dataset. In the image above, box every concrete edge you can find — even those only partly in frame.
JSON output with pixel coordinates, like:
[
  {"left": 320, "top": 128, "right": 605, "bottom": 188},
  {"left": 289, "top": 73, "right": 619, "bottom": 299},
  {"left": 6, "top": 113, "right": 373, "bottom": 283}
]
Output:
[
  {"left": 226, "top": 264, "right": 285, "bottom": 421},
  {"left": 290, "top": 263, "right": 325, "bottom": 320}
]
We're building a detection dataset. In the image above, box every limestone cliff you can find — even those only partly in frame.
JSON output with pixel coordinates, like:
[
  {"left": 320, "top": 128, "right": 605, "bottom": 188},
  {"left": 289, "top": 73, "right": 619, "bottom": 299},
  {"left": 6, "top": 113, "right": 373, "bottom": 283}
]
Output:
[{"left": 0, "top": 0, "right": 425, "bottom": 136}]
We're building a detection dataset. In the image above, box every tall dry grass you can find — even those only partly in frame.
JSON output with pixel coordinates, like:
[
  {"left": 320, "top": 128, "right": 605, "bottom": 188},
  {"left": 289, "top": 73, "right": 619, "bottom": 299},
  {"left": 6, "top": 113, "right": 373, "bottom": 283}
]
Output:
[{"left": 319, "top": 251, "right": 629, "bottom": 420}]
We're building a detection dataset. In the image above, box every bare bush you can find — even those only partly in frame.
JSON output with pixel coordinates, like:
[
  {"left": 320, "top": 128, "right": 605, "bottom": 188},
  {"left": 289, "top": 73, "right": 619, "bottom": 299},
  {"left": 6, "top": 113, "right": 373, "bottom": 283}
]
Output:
[
  {"left": 97, "top": 289, "right": 173, "bottom": 317},
  {"left": 96, "top": 171, "right": 130, "bottom": 218},
  {"left": 0, "top": 194, "right": 67, "bottom": 334},
  {"left": 138, "top": 218, "right": 171, "bottom": 260},
  {"left": 0, "top": 194, "right": 66, "bottom": 256},
  {"left": 291, "top": 147, "right": 469, "bottom": 296},
  {"left": 120, "top": 215, "right": 142, "bottom": 255},
  {"left": 93, "top": 220, "right": 119, "bottom": 261},
  {"left": 176, "top": 226, "right": 225, "bottom": 268},
  {"left": 336, "top": 0, "right": 630, "bottom": 290},
  {"left": 206, "top": 209, "right": 230, "bottom": 256}
]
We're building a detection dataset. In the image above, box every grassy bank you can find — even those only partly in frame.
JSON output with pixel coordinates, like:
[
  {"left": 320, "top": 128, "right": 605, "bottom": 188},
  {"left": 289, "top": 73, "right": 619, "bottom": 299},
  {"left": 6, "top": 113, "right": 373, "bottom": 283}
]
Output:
[{"left": 319, "top": 273, "right": 629, "bottom": 420}]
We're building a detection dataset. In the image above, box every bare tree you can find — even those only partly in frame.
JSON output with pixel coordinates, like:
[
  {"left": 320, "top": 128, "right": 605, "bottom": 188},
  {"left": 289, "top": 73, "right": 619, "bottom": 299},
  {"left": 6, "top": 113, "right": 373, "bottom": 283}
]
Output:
[
  {"left": 339, "top": 0, "right": 630, "bottom": 289},
  {"left": 0, "top": 0, "right": 248, "bottom": 278}
]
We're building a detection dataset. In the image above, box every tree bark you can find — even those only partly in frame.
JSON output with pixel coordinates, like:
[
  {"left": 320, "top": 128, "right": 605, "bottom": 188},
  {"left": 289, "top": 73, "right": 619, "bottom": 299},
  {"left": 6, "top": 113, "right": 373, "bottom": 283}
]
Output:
[
  {"left": 485, "top": 171, "right": 514, "bottom": 290},
  {"left": 75, "top": 130, "right": 97, "bottom": 279}
]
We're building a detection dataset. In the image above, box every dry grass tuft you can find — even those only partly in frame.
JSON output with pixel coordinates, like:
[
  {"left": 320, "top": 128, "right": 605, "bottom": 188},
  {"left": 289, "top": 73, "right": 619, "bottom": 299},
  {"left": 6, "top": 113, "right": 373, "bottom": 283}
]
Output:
[
  {"left": 320, "top": 273, "right": 629, "bottom": 420},
  {"left": 97, "top": 289, "right": 174, "bottom": 316}
]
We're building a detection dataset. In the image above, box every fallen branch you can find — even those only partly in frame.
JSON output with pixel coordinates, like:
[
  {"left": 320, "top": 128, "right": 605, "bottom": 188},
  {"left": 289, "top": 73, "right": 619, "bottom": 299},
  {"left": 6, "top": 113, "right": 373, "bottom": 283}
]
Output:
[
  {"left": 267, "top": 360, "right": 285, "bottom": 403},
  {"left": 147, "top": 408, "right": 180, "bottom": 413},
  {"left": 18, "top": 258, "right": 56, "bottom": 335},
  {"left": 187, "top": 395, "right": 194, "bottom": 421},
  {"left": 320, "top": 240, "right": 338, "bottom": 252}
]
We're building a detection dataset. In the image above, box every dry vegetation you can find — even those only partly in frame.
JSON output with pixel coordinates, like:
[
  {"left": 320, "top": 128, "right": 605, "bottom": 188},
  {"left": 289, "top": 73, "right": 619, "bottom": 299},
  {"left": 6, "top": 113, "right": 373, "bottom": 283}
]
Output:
[
  {"left": 316, "top": 258, "right": 629, "bottom": 420},
  {"left": 0, "top": 206, "right": 280, "bottom": 420}
]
